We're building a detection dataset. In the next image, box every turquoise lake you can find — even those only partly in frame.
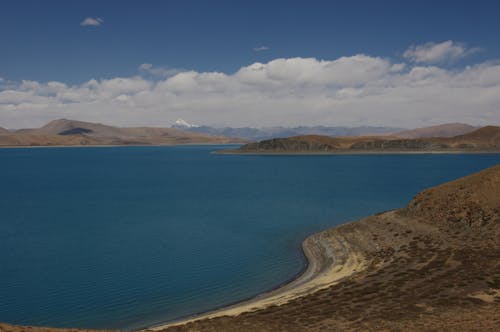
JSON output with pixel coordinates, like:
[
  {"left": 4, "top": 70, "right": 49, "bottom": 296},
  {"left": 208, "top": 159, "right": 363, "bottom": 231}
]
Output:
[{"left": 1, "top": 146, "right": 499, "bottom": 330}]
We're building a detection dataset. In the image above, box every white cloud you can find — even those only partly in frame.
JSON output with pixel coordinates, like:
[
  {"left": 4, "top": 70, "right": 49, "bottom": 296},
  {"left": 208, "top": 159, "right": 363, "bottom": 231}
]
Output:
[
  {"left": 253, "top": 46, "right": 270, "bottom": 52},
  {"left": 403, "top": 40, "right": 480, "bottom": 64},
  {"left": 235, "top": 56, "right": 391, "bottom": 87},
  {"left": 1, "top": 49, "right": 500, "bottom": 129},
  {"left": 80, "top": 17, "right": 103, "bottom": 26}
]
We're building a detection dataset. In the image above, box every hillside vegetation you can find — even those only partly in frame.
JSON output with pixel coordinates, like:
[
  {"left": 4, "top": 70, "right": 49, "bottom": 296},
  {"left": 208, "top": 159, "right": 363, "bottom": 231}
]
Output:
[{"left": 233, "top": 126, "right": 500, "bottom": 153}]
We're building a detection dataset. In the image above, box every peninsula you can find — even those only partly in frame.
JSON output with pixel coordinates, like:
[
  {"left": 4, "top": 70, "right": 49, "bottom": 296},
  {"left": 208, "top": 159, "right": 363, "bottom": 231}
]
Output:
[{"left": 221, "top": 125, "right": 500, "bottom": 154}]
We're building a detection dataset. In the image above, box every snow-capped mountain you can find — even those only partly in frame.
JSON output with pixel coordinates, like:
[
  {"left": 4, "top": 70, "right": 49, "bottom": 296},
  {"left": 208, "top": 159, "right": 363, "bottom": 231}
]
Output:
[{"left": 172, "top": 119, "right": 199, "bottom": 128}]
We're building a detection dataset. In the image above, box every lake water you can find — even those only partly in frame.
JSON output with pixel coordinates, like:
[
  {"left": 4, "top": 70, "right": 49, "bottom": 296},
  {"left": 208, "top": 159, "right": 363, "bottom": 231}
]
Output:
[{"left": 1, "top": 146, "right": 499, "bottom": 330}]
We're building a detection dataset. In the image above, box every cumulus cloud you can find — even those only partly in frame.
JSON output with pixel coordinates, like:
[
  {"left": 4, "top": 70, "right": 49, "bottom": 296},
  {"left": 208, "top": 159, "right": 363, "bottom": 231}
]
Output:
[
  {"left": 253, "top": 46, "right": 270, "bottom": 52},
  {"left": 1, "top": 49, "right": 500, "bottom": 129},
  {"left": 80, "top": 17, "right": 103, "bottom": 26},
  {"left": 403, "top": 40, "right": 480, "bottom": 64}
]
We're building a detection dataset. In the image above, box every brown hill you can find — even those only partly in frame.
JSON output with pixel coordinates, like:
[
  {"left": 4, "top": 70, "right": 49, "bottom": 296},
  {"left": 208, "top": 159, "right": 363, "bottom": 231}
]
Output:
[
  {"left": 17, "top": 119, "right": 130, "bottom": 137},
  {"left": 403, "top": 164, "right": 500, "bottom": 227},
  {"left": 1, "top": 119, "right": 245, "bottom": 147},
  {"left": 393, "top": 123, "right": 477, "bottom": 138},
  {"left": 0, "top": 126, "right": 10, "bottom": 135},
  {"left": 231, "top": 126, "right": 500, "bottom": 153},
  {"left": 0, "top": 134, "right": 102, "bottom": 147},
  {"left": 454, "top": 125, "right": 500, "bottom": 143}
]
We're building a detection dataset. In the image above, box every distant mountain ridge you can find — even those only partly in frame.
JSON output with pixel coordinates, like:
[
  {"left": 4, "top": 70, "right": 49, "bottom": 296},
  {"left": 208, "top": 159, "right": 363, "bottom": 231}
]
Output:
[
  {"left": 172, "top": 120, "right": 405, "bottom": 141},
  {"left": 1, "top": 120, "right": 490, "bottom": 148},
  {"left": 0, "top": 119, "right": 245, "bottom": 147},
  {"left": 172, "top": 120, "right": 482, "bottom": 141}
]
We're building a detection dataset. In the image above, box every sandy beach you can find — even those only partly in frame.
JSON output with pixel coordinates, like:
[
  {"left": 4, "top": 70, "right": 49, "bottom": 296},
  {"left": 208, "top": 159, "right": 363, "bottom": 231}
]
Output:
[{"left": 147, "top": 226, "right": 367, "bottom": 330}]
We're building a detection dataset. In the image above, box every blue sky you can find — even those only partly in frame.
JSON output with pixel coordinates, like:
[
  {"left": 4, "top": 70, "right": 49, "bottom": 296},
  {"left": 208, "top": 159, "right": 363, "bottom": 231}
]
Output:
[
  {"left": 1, "top": 0, "right": 499, "bottom": 82},
  {"left": 1, "top": 0, "right": 500, "bottom": 128}
]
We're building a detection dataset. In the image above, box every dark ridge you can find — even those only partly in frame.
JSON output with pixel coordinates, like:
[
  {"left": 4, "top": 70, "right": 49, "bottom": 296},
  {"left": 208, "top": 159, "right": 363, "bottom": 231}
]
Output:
[{"left": 58, "top": 127, "right": 93, "bottom": 135}]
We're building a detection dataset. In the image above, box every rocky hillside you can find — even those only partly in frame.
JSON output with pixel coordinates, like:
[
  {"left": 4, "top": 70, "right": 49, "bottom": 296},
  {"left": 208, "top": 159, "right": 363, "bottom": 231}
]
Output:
[
  {"left": 402, "top": 165, "right": 500, "bottom": 228},
  {"left": 231, "top": 126, "right": 500, "bottom": 153},
  {"left": 0, "top": 127, "right": 10, "bottom": 135},
  {"left": 0, "top": 119, "right": 245, "bottom": 147}
]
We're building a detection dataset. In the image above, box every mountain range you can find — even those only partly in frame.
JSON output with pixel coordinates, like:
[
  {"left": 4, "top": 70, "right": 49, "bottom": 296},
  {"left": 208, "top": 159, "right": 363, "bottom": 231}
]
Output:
[
  {"left": 171, "top": 119, "right": 480, "bottom": 141},
  {"left": 0, "top": 119, "right": 245, "bottom": 147},
  {"left": 171, "top": 119, "right": 405, "bottom": 141},
  {"left": 0, "top": 119, "right": 489, "bottom": 148}
]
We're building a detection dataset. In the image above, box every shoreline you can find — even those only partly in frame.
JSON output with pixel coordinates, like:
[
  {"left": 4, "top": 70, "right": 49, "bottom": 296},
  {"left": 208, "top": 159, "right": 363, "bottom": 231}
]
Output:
[
  {"left": 142, "top": 223, "right": 367, "bottom": 331},
  {"left": 135, "top": 238, "right": 310, "bottom": 330}
]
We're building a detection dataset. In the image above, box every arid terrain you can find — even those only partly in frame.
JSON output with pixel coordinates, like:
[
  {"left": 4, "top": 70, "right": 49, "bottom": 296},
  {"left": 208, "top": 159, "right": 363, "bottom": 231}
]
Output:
[
  {"left": 0, "top": 119, "right": 245, "bottom": 147},
  {"left": 226, "top": 126, "right": 500, "bottom": 154}
]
